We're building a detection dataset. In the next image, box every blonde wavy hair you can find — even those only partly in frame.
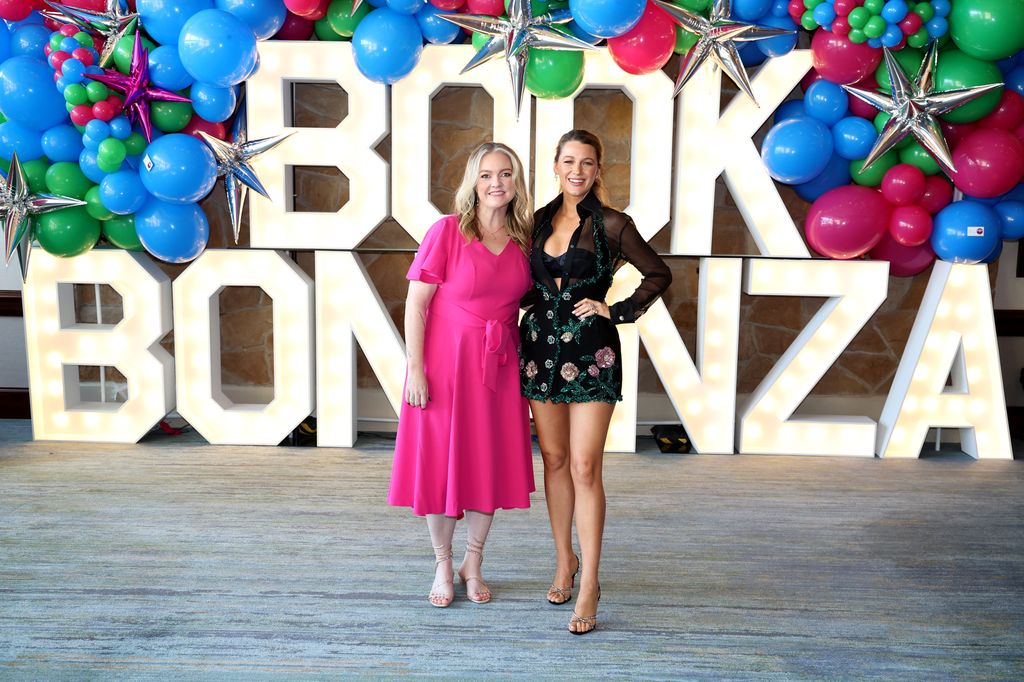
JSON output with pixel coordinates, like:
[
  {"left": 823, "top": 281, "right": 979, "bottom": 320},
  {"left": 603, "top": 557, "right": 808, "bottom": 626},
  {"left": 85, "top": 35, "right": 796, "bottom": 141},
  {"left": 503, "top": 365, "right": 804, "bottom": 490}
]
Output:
[{"left": 453, "top": 142, "right": 532, "bottom": 253}]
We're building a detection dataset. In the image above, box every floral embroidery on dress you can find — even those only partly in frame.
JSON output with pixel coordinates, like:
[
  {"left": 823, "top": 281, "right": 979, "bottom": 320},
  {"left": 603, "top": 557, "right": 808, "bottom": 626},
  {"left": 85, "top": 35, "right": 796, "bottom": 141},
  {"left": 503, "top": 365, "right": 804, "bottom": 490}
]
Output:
[
  {"left": 595, "top": 346, "right": 616, "bottom": 369},
  {"left": 525, "top": 361, "right": 538, "bottom": 378},
  {"left": 587, "top": 364, "right": 599, "bottom": 377},
  {"left": 560, "top": 331, "right": 573, "bottom": 342},
  {"left": 560, "top": 363, "right": 579, "bottom": 381},
  {"left": 546, "top": 335, "right": 555, "bottom": 344},
  {"left": 544, "top": 359, "right": 554, "bottom": 369}
]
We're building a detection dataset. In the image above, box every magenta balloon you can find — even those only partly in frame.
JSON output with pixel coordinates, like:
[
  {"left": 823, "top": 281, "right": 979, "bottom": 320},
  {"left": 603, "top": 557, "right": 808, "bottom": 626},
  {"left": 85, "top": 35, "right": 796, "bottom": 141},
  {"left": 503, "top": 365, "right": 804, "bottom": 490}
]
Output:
[
  {"left": 273, "top": 11, "right": 314, "bottom": 39},
  {"left": 880, "top": 163, "right": 926, "bottom": 205},
  {"left": 918, "top": 175, "right": 953, "bottom": 214},
  {"left": 978, "top": 91, "right": 1024, "bottom": 131},
  {"left": 607, "top": 3, "right": 675, "bottom": 75},
  {"left": 805, "top": 184, "right": 891, "bottom": 258},
  {"left": 951, "top": 128, "right": 1024, "bottom": 198},
  {"left": 889, "top": 204, "right": 933, "bottom": 246},
  {"left": 811, "top": 29, "right": 882, "bottom": 85},
  {"left": 869, "top": 231, "right": 936, "bottom": 276}
]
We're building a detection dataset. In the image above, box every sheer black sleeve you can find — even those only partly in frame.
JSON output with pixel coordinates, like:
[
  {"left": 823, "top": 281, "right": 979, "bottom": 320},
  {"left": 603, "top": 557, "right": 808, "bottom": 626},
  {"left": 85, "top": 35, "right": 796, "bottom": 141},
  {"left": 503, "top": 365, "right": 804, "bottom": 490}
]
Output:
[{"left": 604, "top": 210, "right": 672, "bottom": 324}]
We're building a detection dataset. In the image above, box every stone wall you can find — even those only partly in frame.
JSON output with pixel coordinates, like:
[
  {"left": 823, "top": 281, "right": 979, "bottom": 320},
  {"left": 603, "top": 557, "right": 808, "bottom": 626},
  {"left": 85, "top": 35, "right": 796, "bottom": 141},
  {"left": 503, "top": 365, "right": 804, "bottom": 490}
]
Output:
[{"left": 78, "top": 80, "right": 944, "bottom": 408}]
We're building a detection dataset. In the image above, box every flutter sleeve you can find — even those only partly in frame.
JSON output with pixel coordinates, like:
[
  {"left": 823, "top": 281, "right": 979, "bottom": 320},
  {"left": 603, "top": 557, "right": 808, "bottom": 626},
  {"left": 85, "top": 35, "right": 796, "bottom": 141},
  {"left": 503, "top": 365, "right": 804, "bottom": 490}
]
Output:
[
  {"left": 607, "top": 213, "right": 672, "bottom": 325},
  {"left": 407, "top": 216, "right": 454, "bottom": 284}
]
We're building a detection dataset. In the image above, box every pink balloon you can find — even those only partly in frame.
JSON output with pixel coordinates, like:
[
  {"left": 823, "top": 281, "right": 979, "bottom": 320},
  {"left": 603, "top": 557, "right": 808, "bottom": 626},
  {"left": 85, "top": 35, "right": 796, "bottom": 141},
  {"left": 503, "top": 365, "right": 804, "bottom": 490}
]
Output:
[
  {"left": 182, "top": 114, "right": 229, "bottom": 141},
  {"left": 273, "top": 11, "right": 314, "bottom": 39},
  {"left": 846, "top": 76, "right": 878, "bottom": 118},
  {"left": 811, "top": 30, "right": 882, "bottom": 85},
  {"left": 940, "top": 120, "right": 977, "bottom": 150},
  {"left": 869, "top": 231, "right": 936, "bottom": 276},
  {"left": 801, "top": 68, "right": 823, "bottom": 92},
  {"left": 833, "top": 0, "right": 857, "bottom": 15},
  {"left": 285, "top": 0, "right": 328, "bottom": 19},
  {"left": 0, "top": 0, "right": 33, "bottom": 21},
  {"left": 430, "top": 0, "right": 462, "bottom": 7},
  {"left": 977, "top": 91, "right": 1024, "bottom": 131},
  {"left": 607, "top": 3, "right": 675, "bottom": 75},
  {"left": 805, "top": 184, "right": 891, "bottom": 259},
  {"left": 881, "top": 163, "right": 926, "bottom": 206},
  {"left": 889, "top": 204, "right": 933, "bottom": 246},
  {"left": 465, "top": 0, "right": 502, "bottom": 14},
  {"left": 951, "top": 128, "right": 1024, "bottom": 198},
  {"left": 918, "top": 175, "right": 953, "bottom": 215}
]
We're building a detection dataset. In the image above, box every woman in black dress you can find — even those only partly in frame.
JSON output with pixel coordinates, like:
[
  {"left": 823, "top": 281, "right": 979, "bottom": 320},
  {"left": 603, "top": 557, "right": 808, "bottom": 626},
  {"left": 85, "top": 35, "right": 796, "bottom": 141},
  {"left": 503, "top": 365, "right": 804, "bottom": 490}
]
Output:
[{"left": 519, "top": 130, "right": 672, "bottom": 634}]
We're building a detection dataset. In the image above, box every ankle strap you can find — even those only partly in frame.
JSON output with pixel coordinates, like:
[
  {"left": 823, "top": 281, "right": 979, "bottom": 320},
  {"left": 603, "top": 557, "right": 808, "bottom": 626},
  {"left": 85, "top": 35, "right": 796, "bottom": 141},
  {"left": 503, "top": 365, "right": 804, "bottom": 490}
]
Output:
[
  {"left": 465, "top": 535, "right": 485, "bottom": 558},
  {"left": 432, "top": 543, "right": 453, "bottom": 564}
]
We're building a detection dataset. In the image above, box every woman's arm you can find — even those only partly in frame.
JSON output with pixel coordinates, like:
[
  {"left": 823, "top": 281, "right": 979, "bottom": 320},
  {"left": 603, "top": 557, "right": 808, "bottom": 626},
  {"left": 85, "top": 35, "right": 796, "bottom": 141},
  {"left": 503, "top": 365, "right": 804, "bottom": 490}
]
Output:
[
  {"left": 608, "top": 216, "right": 672, "bottom": 324},
  {"left": 404, "top": 280, "right": 437, "bottom": 408}
]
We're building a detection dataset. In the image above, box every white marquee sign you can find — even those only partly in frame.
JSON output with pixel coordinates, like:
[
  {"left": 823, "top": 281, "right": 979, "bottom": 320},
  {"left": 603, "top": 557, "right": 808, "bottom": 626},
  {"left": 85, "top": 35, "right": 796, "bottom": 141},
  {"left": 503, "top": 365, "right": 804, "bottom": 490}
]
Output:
[{"left": 19, "top": 44, "right": 1013, "bottom": 459}]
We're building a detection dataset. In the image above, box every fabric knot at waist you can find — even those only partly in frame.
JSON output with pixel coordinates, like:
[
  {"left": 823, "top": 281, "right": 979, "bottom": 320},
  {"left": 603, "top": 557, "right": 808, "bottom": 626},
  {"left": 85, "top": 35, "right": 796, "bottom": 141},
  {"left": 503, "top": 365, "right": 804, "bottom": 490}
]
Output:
[{"left": 429, "top": 298, "right": 517, "bottom": 392}]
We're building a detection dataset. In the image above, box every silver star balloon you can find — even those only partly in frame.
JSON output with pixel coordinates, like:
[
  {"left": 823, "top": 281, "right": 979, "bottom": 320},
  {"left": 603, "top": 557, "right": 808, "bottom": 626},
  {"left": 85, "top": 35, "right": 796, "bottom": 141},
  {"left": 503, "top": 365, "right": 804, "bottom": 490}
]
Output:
[
  {"left": 440, "top": 0, "right": 597, "bottom": 119},
  {"left": 198, "top": 106, "right": 293, "bottom": 244},
  {"left": 42, "top": 0, "right": 139, "bottom": 69},
  {"left": 2, "top": 153, "right": 88, "bottom": 281},
  {"left": 351, "top": 0, "right": 362, "bottom": 13},
  {"left": 654, "top": 0, "right": 792, "bottom": 104},
  {"left": 843, "top": 42, "right": 1002, "bottom": 175}
]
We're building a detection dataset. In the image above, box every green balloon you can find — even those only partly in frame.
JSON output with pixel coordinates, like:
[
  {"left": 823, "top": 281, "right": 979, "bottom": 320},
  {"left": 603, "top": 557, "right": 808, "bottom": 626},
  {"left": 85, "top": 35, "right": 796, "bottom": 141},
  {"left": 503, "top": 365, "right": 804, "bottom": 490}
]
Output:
[
  {"left": 96, "top": 155, "right": 123, "bottom": 174},
  {"left": 44, "top": 161, "right": 93, "bottom": 199},
  {"left": 22, "top": 159, "right": 50, "bottom": 194},
  {"left": 102, "top": 214, "right": 144, "bottom": 251},
  {"left": 35, "top": 206, "right": 100, "bottom": 257},
  {"left": 113, "top": 33, "right": 156, "bottom": 75},
  {"left": 314, "top": 17, "right": 344, "bottom": 40},
  {"left": 803, "top": 0, "right": 823, "bottom": 9},
  {"left": 49, "top": 33, "right": 64, "bottom": 52},
  {"left": 85, "top": 80, "right": 109, "bottom": 103},
  {"left": 675, "top": 25, "right": 698, "bottom": 54},
  {"left": 848, "top": 28, "right": 867, "bottom": 44},
  {"left": 906, "top": 27, "right": 929, "bottom": 48},
  {"left": 848, "top": 6, "right": 870, "bottom": 27},
  {"left": 912, "top": 1, "right": 933, "bottom": 21},
  {"left": 873, "top": 112, "right": 914, "bottom": 149},
  {"left": 800, "top": 10, "right": 818, "bottom": 30},
  {"left": 97, "top": 137, "right": 127, "bottom": 166},
  {"left": 472, "top": 30, "right": 489, "bottom": 52},
  {"left": 64, "top": 83, "right": 89, "bottom": 106},
  {"left": 527, "top": 48, "right": 584, "bottom": 99},
  {"left": 0, "top": 158, "right": 8, "bottom": 174},
  {"left": 505, "top": 0, "right": 550, "bottom": 12},
  {"left": 151, "top": 99, "right": 192, "bottom": 132},
  {"left": 949, "top": 0, "right": 1024, "bottom": 61},
  {"left": 85, "top": 185, "right": 114, "bottom": 221},
  {"left": 124, "top": 132, "right": 147, "bottom": 156},
  {"left": 863, "top": 15, "right": 887, "bottom": 38},
  {"left": 327, "top": 0, "right": 372, "bottom": 37},
  {"left": 671, "top": 0, "right": 711, "bottom": 11},
  {"left": 875, "top": 47, "right": 922, "bottom": 92},
  {"left": 898, "top": 142, "right": 942, "bottom": 176},
  {"left": 863, "top": 0, "right": 884, "bottom": 12},
  {"left": 73, "top": 31, "right": 93, "bottom": 48},
  {"left": 850, "top": 149, "right": 899, "bottom": 186},
  {"left": 935, "top": 48, "right": 1003, "bottom": 124}
]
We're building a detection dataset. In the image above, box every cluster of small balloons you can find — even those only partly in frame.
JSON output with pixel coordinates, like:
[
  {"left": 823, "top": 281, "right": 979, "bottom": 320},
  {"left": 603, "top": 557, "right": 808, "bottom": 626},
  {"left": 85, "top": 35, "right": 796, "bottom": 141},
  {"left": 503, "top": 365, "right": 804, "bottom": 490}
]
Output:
[{"left": 793, "top": 0, "right": 948, "bottom": 49}]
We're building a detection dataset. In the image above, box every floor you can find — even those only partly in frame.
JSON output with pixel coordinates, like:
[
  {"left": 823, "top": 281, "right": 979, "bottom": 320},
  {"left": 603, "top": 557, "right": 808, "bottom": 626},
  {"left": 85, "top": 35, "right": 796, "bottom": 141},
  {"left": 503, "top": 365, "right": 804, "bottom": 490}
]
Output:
[{"left": 1, "top": 419, "right": 1022, "bottom": 680}]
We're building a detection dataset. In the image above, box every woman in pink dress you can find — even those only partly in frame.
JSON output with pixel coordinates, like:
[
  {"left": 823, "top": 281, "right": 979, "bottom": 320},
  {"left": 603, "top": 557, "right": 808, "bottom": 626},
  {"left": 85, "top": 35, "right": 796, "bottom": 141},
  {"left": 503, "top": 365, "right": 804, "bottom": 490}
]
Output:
[{"left": 388, "top": 142, "right": 535, "bottom": 608}]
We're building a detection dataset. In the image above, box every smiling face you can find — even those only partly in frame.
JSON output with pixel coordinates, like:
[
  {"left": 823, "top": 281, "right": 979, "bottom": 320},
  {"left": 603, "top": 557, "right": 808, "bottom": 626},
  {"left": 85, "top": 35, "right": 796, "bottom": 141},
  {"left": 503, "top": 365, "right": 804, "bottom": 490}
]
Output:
[
  {"left": 554, "top": 140, "right": 600, "bottom": 200},
  {"left": 475, "top": 151, "right": 516, "bottom": 211}
]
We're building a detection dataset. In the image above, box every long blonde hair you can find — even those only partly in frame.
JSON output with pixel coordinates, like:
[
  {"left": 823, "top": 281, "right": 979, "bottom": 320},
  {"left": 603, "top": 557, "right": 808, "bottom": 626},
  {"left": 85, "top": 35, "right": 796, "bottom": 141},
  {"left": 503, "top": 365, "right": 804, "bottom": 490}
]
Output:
[
  {"left": 453, "top": 142, "right": 532, "bottom": 253},
  {"left": 554, "top": 129, "right": 610, "bottom": 206}
]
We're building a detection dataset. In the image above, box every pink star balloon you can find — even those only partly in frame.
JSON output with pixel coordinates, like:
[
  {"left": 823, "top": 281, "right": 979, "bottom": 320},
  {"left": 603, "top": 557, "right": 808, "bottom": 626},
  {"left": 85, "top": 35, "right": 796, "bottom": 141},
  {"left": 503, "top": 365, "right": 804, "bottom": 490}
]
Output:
[{"left": 85, "top": 33, "right": 191, "bottom": 142}]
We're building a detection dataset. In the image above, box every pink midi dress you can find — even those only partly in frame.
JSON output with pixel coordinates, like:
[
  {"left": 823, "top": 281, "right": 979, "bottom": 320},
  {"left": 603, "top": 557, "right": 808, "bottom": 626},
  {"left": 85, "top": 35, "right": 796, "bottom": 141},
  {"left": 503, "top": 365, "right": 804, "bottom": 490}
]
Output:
[{"left": 387, "top": 215, "right": 536, "bottom": 517}]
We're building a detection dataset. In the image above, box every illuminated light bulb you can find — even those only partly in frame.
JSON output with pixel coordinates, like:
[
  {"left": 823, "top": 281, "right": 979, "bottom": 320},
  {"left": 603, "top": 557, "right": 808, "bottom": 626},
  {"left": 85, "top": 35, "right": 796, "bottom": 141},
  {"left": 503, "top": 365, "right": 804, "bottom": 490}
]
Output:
[
  {"left": 46, "top": 352, "right": 62, "bottom": 368},
  {"left": 47, "top": 379, "right": 63, "bottom": 397},
  {"left": 110, "top": 336, "right": 128, "bottom": 354},
  {"left": 949, "top": 267, "right": 966, "bottom": 287},
  {"left": 744, "top": 420, "right": 763, "bottom": 439},
  {"left": 977, "top": 431, "right": 990, "bottom": 447},
  {"left": 891, "top": 426, "right": 905, "bottom": 443},
  {"left": 818, "top": 322, "right": 836, "bottom": 341},
  {"left": 42, "top": 318, "right": 59, "bottom": 334},
  {"left": 706, "top": 330, "right": 723, "bottom": 347},
  {"left": 780, "top": 374, "right": 798, "bottom": 392},
  {"left": 962, "top": 334, "right": 979, "bottom": 351},
  {"left": 966, "top": 367, "right": 984, "bottom": 384},
  {"left": 83, "top": 412, "right": 100, "bottom": 427},
  {"left": 923, "top": 396, "right": 938, "bottom": 412},
  {"left": 671, "top": 374, "right": 688, "bottom": 392},
  {"left": 685, "top": 399, "right": 702, "bottom": 414},
  {"left": 913, "top": 365, "right": 930, "bottom": 381},
  {"left": 706, "top": 363, "right": 722, "bottom": 379},
  {"left": 955, "top": 303, "right": 972, "bottom": 320},
  {"left": 799, "top": 349, "right": 818, "bottom": 367},
  {"left": 759, "top": 394, "right": 776, "bottom": 414},
  {"left": 970, "top": 399, "right": 986, "bottom": 415},
  {"left": 53, "top": 412, "right": 69, "bottom": 427},
  {"left": 711, "top": 297, "right": 730, "bottom": 315},
  {"left": 710, "top": 267, "right": 726, "bottom": 284},
  {"left": 41, "top": 288, "right": 58, "bottom": 305},
  {"left": 903, "top": 396, "right": 918, "bottom": 413}
]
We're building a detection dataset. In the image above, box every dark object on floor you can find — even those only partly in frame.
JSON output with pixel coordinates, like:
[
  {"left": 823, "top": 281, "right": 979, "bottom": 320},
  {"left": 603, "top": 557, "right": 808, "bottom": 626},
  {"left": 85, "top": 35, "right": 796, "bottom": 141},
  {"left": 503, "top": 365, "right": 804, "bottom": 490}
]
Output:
[
  {"left": 295, "top": 417, "right": 316, "bottom": 446},
  {"left": 651, "top": 425, "right": 691, "bottom": 453}
]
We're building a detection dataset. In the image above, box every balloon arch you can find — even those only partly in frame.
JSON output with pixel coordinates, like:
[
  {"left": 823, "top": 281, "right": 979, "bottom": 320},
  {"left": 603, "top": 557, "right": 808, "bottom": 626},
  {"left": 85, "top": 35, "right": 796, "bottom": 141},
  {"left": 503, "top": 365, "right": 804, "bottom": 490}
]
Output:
[{"left": 0, "top": 0, "right": 1022, "bottom": 272}]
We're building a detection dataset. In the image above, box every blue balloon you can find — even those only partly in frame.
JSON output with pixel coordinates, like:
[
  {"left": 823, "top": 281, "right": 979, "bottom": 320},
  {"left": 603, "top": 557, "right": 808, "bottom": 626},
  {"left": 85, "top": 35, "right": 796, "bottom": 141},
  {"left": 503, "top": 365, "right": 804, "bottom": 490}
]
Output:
[
  {"left": 0, "top": 23, "right": 11, "bottom": 64},
  {"left": 812, "top": 3, "right": 835, "bottom": 26},
  {"left": 109, "top": 117, "right": 132, "bottom": 140},
  {"left": 215, "top": 0, "right": 287, "bottom": 40},
  {"left": 85, "top": 119, "right": 110, "bottom": 140},
  {"left": 568, "top": 0, "right": 645, "bottom": 39},
  {"left": 9, "top": 11, "right": 44, "bottom": 27},
  {"left": 190, "top": 81, "right": 237, "bottom": 122},
  {"left": 100, "top": 170, "right": 150, "bottom": 215},
  {"left": 567, "top": 20, "right": 602, "bottom": 45},
  {"left": 148, "top": 45, "right": 195, "bottom": 91},
  {"left": 179, "top": 9, "right": 258, "bottom": 87},
  {"left": 353, "top": 8, "right": 423, "bottom": 84},
  {"left": 41, "top": 124, "right": 84, "bottom": 162},
  {"left": 10, "top": 24, "right": 49, "bottom": 57},
  {"left": 926, "top": 16, "right": 947, "bottom": 38},
  {"left": 881, "top": 0, "right": 908, "bottom": 22},
  {"left": 931, "top": 200, "right": 1001, "bottom": 264},
  {"left": 387, "top": 0, "right": 426, "bottom": 14},
  {"left": 135, "top": 197, "right": 210, "bottom": 263},
  {"left": 138, "top": 133, "right": 217, "bottom": 203},
  {"left": 803, "top": 79, "right": 848, "bottom": 126},
  {"left": 1007, "top": 66, "right": 1024, "bottom": 97},
  {"left": 994, "top": 200, "right": 1024, "bottom": 241},
  {"left": 831, "top": 116, "right": 878, "bottom": 160},
  {"left": 760, "top": 117, "right": 834, "bottom": 184},
  {"left": 867, "top": 37, "right": 882, "bottom": 48},
  {"left": 756, "top": 15, "right": 798, "bottom": 57},
  {"left": 732, "top": 0, "right": 772, "bottom": 21},
  {"left": 794, "top": 152, "right": 851, "bottom": 202},
  {"left": 931, "top": 0, "right": 950, "bottom": 17},
  {"left": 0, "top": 120, "right": 43, "bottom": 161},
  {"left": 881, "top": 24, "right": 903, "bottom": 48},
  {"left": 771, "top": 0, "right": 789, "bottom": 16},
  {"left": 738, "top": 40, "right": 767, "bottom": 67},
  {"left": 137, "top": 0, "right": 215, "bottom": 47},
  {"left": 774, "top": 98, "right": 806, "bottom": 123},
  {"left": 0, "top": 56, "right": 69, "bottom": 130},
  {"left": 79, "top": 149, "right": 107, "bottom": 183},
  {"left": 416, "top": 3, "right": 460, "bottom": 45},
  {"left": 982, "top": 238, "right": 1003, "bottom": 263},
  {"left": 61, "top": 57, "right": 86, "bottom": 83}
]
